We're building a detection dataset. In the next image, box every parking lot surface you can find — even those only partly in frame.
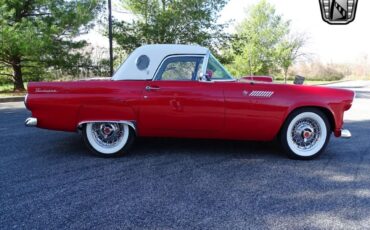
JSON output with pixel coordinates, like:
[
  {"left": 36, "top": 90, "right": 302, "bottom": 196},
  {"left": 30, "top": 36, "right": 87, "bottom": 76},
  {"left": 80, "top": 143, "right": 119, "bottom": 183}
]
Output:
[{"left": 1, "top": 81, "right": 370, "bottom": 229}]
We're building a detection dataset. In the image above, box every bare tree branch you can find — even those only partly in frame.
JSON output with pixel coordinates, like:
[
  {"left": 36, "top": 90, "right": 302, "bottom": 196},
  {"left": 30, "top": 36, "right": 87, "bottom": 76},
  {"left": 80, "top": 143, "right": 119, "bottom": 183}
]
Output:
[
  {"left": 0, "top": 59, "right": 12, "bottom": 66},
  {"left": 0, "top": 73, "right": 13, "bottom": 77}
]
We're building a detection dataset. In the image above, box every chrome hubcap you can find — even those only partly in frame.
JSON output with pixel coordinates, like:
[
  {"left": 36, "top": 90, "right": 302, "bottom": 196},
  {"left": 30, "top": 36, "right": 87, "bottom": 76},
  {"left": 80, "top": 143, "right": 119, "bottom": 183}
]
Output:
[
  {"left": 91, "top": 123, "right": 124, "bottom": 148},
  {"left": 291, "top": 118, "right": 321, "bottom": 150}
]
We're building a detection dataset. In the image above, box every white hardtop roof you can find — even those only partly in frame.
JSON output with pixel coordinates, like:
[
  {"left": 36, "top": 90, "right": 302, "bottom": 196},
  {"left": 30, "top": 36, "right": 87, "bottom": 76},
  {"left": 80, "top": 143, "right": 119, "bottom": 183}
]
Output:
[{"left": 112, "top": 44, "right": 209, "bottom": 81}]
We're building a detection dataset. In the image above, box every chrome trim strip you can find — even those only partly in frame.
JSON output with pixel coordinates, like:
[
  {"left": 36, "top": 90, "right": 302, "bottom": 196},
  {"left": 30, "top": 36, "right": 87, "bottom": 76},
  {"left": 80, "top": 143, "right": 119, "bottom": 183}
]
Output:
[
  {"left": 212, "top": 79, "right": 236, "bottom": 82},
  {"left": 340, "top": 129, "right": 351, "bottom": 139},
  {"left": 77, "top": 120, "right": 136, "bottom": 132},
  {"left": 249, "top": 91, "right": 274, "bottom": 98},
  {"left": 24, "top": 93, "right": 28, "bottom": 104},
  {"left": 25, "top": 117, "right": 37, "bottom": 127},
  {"left": 200, "top": 50, "right": 210, "bottom": 81},
  {"left": 24, "top": 93, "right": 29, "bottom": 109}
]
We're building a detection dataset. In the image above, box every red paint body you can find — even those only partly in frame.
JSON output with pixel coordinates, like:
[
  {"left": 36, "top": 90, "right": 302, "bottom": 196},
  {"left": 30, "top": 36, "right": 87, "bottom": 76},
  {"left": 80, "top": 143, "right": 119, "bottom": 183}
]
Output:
[{"left": 26, "top": 80, "right": 354, "bottom": 140}]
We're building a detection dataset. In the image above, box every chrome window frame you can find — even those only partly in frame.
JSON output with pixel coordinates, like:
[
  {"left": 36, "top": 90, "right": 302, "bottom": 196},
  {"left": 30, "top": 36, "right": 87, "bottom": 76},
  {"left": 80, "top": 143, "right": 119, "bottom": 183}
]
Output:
[
  {"left": 205, "top": 53, "right": 235, "bottom": 82},
  {"left": 152, "top": 54, "right": 206, "bottom": 81},
  {"left": 199, "top": 50, "right": 210, "bottom": 82},
  {"left": 151, "top": 51, "right": 235, "bottom": 82}
]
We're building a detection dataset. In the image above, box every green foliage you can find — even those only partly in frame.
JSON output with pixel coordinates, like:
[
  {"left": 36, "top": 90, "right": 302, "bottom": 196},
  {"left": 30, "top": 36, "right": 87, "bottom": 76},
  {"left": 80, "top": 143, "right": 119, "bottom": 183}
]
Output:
[
  {"left": 0, "top": 65, "right": 11, "bottom": 84},
  {"left": 226, "top": 0, "right": 304, "bottom": 78},
  {"left": 0, "top": 0, "right": 104, "bottom": 91},
  {"left": 275, "top": 34, "right": 306, "bottom": 82},
  {"left": 113, "top": 0, "right": 229, "bottom": 54}
]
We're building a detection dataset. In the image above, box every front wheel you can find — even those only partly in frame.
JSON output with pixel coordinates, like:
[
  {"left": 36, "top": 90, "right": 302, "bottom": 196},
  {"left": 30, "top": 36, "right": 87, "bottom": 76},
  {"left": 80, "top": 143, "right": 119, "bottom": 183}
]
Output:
[
  {"left": 82, "top": 122, "right": 135, "bottom": 157},
  {"left": 280, "top": 109, "right": 331, "bottom": 160}
]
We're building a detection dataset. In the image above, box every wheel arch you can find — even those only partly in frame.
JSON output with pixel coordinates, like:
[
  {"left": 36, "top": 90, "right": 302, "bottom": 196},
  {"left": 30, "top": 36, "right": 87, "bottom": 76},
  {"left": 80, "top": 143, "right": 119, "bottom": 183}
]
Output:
[
  {"left": 278, "top": 106, "right": 333, "bottom": 160},
  {"left": 279, "top": 106, "right": 335, "bottom": 136},
  {"left": 76, "top": 104, "right": 138, "bottom": 133},
  {"left": 77, "top": 120, "right": 137, "bottom": 133}
]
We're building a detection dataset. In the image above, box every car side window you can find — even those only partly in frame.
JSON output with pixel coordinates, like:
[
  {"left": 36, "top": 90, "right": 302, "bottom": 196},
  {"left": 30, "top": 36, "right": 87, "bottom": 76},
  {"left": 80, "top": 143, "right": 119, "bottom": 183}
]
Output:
[
  {"left": 155, "top": 56, "right": 204, "bottom": 81},
  {"left": 206, "top": 54, "right": 233, "bottom": 80}
]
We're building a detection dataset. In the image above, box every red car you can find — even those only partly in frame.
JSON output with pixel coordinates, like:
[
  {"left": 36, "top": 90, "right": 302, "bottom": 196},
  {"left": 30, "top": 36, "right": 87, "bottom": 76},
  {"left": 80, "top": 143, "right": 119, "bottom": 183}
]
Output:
[{"left": 25, "top": 44, "right": 354, "bottom": 160}]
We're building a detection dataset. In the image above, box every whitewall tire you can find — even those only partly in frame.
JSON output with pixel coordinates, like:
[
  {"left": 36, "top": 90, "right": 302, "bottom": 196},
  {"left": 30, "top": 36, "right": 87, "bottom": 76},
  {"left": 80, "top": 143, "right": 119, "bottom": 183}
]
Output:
[
  {"left": 82, "top": 122, "right": 135, "bottom": 157},
  {"left": 280, "top": 109, "right": 331, "bottom": 160}
]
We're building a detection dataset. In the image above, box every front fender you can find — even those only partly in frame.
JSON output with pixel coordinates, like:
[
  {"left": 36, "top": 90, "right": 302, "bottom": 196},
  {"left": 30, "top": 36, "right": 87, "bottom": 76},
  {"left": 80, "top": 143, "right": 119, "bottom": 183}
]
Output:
[{"left": 283, "top": 101, "right": 342, "bottom": 136}]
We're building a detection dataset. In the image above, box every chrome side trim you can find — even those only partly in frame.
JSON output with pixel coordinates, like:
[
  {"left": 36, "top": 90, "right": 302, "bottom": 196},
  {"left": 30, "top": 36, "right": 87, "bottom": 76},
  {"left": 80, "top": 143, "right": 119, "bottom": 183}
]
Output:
[
  {"left": 340, "top": 129, "right": 351, "bottom": 139},
  {"left": 212, "top": 79, "right": 237, "bottom": 82},
  {"left": 24, "top": 93, "right": 28, "bottom": 104},
  {"left": 24, "top": 94, "right": 29, "bottom": 109},
  {"left": 78, "top": 120, "right": 136, "bottom": 132},
  {"left": 25, "top": 117, "right": 37, "bottom": 127},
  {"left": 249, "top": 90, "right": 274, "bottom": 98},
  {"left": 200, "top": 50, "right": 210, "bottom": 81}
]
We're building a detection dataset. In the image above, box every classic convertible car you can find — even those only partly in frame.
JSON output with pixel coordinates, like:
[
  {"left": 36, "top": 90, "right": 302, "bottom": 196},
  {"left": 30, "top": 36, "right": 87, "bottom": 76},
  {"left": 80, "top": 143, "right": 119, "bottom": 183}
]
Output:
[{"left": 25, "top": 44, "right": 354, "bottom": 160}]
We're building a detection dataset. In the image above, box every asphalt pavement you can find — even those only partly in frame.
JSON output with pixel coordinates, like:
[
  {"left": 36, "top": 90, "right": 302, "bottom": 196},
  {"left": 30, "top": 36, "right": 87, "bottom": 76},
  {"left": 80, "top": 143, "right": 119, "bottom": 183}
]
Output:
[{"left": 1, "top": 81, "right": 370, "bottom": 229}]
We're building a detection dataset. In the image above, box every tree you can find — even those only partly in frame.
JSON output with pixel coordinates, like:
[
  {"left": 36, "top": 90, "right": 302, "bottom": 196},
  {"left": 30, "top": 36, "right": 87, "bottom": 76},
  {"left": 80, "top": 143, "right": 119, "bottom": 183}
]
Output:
[
  {"left": 113, "top": 0, "right": 229, "bottom": 55},
  {"left": 226, "top": 0, "right": 305, "bottom": 78},
  {"left": 275, "top": 34, "right": 306, "bottom": 83},
  {"left": 0, "top": 0, "right": 103, "bottom": 91}
]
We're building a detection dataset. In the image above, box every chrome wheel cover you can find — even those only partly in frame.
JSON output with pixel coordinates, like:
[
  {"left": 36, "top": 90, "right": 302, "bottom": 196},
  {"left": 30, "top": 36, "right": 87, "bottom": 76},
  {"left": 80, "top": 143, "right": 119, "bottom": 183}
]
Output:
[
  {"left": 286, "top": 112, "right": 327, "bottom": 157},
  {"left": 91, "top": 123, "right": 125, "bottom": 148},
  {"left": 85, "top": 122, "right": 130, "bottom": 155},
  {"left": 291, "top": 118, "right": 321, "bottom": 151}
]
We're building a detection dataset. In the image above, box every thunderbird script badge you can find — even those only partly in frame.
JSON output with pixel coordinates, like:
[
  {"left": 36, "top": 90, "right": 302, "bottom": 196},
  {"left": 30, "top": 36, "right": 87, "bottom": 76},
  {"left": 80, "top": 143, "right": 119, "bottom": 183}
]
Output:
[{"left": 319, "top": 0, "right": 358, "bottom": 25}]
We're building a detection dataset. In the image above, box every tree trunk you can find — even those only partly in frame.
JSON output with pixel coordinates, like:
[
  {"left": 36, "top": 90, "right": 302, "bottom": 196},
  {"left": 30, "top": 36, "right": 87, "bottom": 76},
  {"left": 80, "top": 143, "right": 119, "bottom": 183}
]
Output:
[
  {"left": 284, "top": 68, "right": 288, "bottom": 84},
  {"left": 12, "top": 57, "right": 25, "bottom": 92}
]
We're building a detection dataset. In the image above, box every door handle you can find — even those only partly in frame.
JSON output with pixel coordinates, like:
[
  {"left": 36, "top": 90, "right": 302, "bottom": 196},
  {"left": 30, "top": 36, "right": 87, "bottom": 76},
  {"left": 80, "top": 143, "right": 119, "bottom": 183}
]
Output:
[{"left": 145, "top": 85, "right": 160, "bottom": 91}]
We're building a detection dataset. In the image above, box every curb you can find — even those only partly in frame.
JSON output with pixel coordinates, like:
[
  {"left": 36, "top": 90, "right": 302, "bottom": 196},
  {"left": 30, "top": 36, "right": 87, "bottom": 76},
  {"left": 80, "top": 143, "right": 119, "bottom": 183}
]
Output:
[{"left": 0, "top": 96, "right": 25, "bottom": 103}]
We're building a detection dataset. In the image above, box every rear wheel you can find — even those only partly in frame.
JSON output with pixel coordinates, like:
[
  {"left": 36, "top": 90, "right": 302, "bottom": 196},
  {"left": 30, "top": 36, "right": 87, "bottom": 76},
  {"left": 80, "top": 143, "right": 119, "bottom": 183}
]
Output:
[
  {"left": 280, "top": 108, "right": 331, "bottom": 160},
  {"left": 82, "top": 122, "right": 135, "bottom": 157}
]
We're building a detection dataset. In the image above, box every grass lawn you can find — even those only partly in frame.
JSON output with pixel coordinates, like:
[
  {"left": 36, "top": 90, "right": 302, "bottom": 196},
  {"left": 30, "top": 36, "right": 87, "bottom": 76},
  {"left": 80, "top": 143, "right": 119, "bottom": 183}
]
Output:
[
  {"left": 304, "top": 80, "right": 334, "bottom": 85},
  {"left": 0, "top": 83, "right": 14, "bottom": 92},
  {"left": 0, "top": 83, "right": 27, "bottom": 97}
]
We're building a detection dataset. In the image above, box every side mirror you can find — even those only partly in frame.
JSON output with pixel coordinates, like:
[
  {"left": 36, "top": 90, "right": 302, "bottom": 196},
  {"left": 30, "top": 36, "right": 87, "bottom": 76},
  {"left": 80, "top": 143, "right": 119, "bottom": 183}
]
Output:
[
  {"left": 205, "top": 70, "right": 213, "bottom": 81},
  {"left": 198, "top": 70, "right": 214, "bottom": 82},
  {"left": 198, "top": 72, "right": 204, "bottom": 81},
  {"left": 294, "top": 75, "right": 305, "bottom": 85}
]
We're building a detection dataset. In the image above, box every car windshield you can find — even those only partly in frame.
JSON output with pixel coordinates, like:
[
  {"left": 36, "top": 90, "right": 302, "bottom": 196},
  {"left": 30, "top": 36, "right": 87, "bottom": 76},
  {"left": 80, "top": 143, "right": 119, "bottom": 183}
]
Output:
[{"left": 206, "top": 54, "right": 234, "bottom": 81}]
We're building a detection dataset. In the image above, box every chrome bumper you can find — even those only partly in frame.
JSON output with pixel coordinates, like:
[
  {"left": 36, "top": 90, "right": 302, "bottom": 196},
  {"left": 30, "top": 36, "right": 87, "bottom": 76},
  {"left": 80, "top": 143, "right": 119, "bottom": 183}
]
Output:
[
  {"left": 341, "top": 129, "right": 351, "bottom": 139},
  {"left": 25, "top": 117, "right": 37, "bottom": 127}
]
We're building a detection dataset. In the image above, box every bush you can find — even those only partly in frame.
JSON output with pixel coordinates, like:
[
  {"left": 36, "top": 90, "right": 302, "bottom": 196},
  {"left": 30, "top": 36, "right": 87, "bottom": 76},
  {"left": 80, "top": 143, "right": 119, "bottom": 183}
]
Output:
[
  {"left": 0, "top": 77, "right": 12, "bottom": 85},
  {"left": 289, "top": 61, "right": 345, "bottom": 81}
]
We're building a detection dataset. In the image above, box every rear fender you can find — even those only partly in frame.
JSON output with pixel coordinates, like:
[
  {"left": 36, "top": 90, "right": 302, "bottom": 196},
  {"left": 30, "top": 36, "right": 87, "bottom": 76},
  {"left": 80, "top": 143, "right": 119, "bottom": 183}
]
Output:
[
  {"left": 77, "top": 105, "right": 137, "bottom": 133},
  {"left": 78, "top": 120, "right": 136, "bottom": 133}
]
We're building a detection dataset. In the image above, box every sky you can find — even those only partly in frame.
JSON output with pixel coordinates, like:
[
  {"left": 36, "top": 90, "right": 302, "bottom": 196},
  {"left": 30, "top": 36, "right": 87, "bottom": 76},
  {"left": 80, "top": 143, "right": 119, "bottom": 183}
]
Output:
[
  {"left": 85, "top": 0, "right": 370, "bottom": 64},
  {"left": 219, "top": 0, "right": 370, "bottom": 63}
]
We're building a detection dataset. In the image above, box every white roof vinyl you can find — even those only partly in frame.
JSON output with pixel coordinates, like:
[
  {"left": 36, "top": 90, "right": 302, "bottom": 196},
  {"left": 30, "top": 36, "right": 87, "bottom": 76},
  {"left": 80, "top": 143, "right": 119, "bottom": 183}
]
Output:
[{"left": 112, "top": 44, "right": 209, "bottom": 81}]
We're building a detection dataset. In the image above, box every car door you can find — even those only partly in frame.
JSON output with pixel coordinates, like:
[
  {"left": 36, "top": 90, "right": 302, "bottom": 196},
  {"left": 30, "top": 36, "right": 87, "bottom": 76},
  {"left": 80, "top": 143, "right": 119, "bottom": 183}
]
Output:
[{"left": 138, "top": 55, "right": 224, "bottom": 138}]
